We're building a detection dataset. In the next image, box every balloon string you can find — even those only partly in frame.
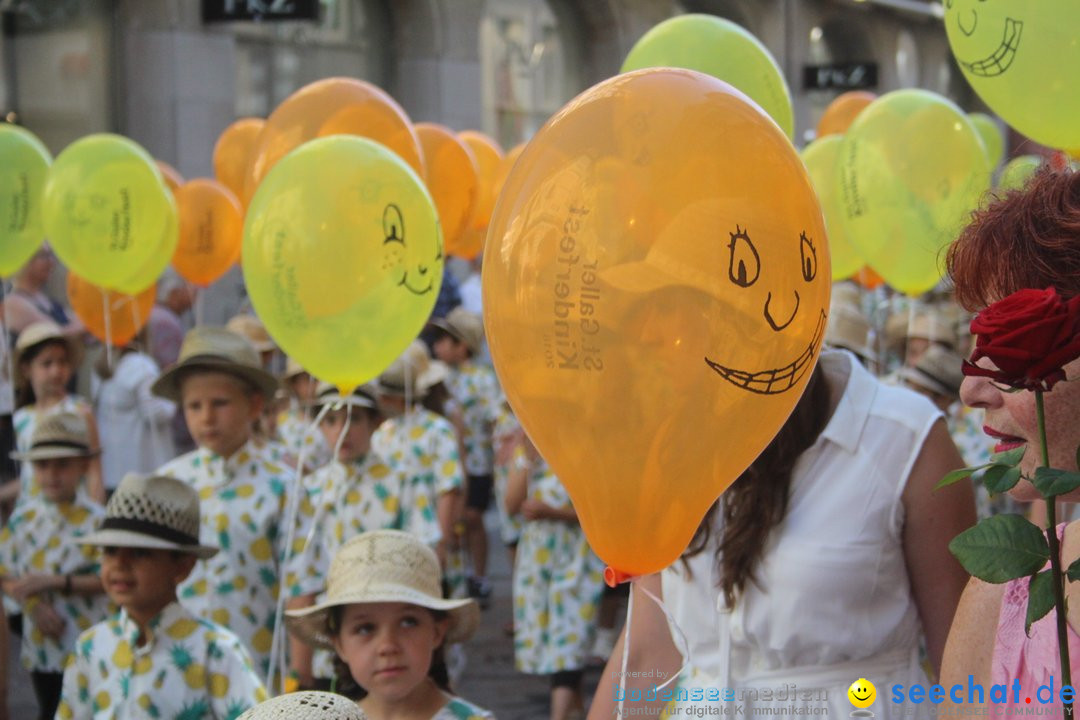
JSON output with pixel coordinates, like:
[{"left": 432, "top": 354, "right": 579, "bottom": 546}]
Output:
[
  {"left": 618, "top": 584, "right": 634, "bottom": 720},
  {"left": 194, "top": 286, "right": 204, "bottom": 327},
  {"left": 637, "top": 582, "right": 690, "bottom": 692},
  {"left": 267, "top": 400, "right": 331, "bottom": 693},
  {"left": 102, "top": 290, "right": 113, "bottom": 370},
  {"left": 0, "top": 283, "right": 15, "bottom": 412}
]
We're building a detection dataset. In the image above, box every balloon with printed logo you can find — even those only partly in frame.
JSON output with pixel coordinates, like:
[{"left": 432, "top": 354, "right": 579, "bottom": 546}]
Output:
[
  {"left": 0, "top": 124, "right": 52, "bottom": 277},
  {"left": 483, "top": 68, "right": 831, "bottom": 580},
  {"left": 967, "top": 112, "right": 1004, "bottom": 169},
  {"left": 156, "top": 160, "right": 184, "bottom": 195},
  {"left": 244, "top": 78, "right": 424, "bottom": 204},
  {"left": 944, "top": 1, "right": 1080, "bottom": 150},
  {"left": 244, "top": 136, "right": 442, "bottom": 394},
  {"left": 622, "top": 14, "right": 794, "bottom": 139},
  {"left": 800, "top": 136, "right": 861, "bottom": 281},
  {"left": 454, "top": 131, "right": 504, "bottom": 260},
  {"left": 415, "top": 123, "right": 479, "bottom": 256},
  {"left": 43, "top": 134, "right": 179, "bottom": 292},
  {"left": 67, "top": 272, "right": 155, "bottom": 346},
  {"left": 997, "top": 154, "right": 1042, "bottom": 191},
  {"left": 816, "top": 91, "right": 876, "bottom": 138},
  {"left": 173, "top": 179, "right": 243, "bottom": 287},
  {"left": 213, "top": 117, "right": 264, "bottom": 203},
  {"left": 837, "top": 90, "right": 989, "bottom": 296}
]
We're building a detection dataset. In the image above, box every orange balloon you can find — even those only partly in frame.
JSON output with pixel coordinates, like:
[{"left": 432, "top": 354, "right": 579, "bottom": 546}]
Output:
[
  {"left": 482, "top": 69, "right": 831, "bottom": 579},
  {"left": 415, "top": 123, "right": 479, "bottom": 254},
  {"left": 173, "top": 179, "right": 243, "bottom": 287},
  {"left": 213, "top": 117, "right": 264, "bottom": 203},
  {"left": 855, "top": 265, "right": 886, "bottom": 290},
  {"left": 493, "top": 142, "right": 526, "bottom": 203},
  {"left": 244, "top": 78, "right": 423, "bottom": 204},
  {"left": 816, "top": 91, "right": 877, "bottom": 138},
  {"left": 156, "top": 160, "right": 184, "bottom": 195},
  {"left": 67, "top": 272, "right": 155, "bottom": 346},
  {"left": 455, "top": 131, "right": 504, "bottom": 259}
]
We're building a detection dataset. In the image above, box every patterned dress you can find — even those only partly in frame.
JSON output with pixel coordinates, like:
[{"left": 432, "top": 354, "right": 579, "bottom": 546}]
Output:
[
  {"left": 156, "top": 439, "right": 306, "bottom": 676},
  {"left": 443, "top": 361, "right": 500, "bottom": 478},
  {"left": 492, "top": 401, "right": 524, "bottom": 545},
  {"left": 429, "top": 696, "right": 495, "bottom": 719},
  {"left": 0, "top": 490, "right": 110, "bottom": 672},
  {"left": 294, "top": 453, "right": 411, "bottom": 677},
  {"left": 56, "top": 601, "right": 267, "bottom": 720},
  {"left": 276, "top": 408, "right": 331, "bottom": 471},
  {"left": 512, "top": 459, "right": 605, "bottom": 674}
]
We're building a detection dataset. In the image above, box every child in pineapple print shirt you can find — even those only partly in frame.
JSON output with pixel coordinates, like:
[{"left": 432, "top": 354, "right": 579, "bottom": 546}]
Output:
[
  {"left": 56, "top": 473, "right": 267, "bottom": 720},
  {"left": 150, "top": 327, "right": 304, "bottom": 676},
  {"left": 0, "top": 412, "right": 109, "bottom": 720}
]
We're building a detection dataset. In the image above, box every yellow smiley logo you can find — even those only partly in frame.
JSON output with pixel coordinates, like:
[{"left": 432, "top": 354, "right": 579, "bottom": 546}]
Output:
[{"left": 847, "top": 678, "right": 877, "bottom": 709}]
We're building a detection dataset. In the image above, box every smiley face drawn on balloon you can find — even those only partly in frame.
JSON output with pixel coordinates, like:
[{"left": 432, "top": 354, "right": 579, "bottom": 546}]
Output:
[
  {"left": 705, "top": 225, "right": 828, "bottom": 395},
  {"left": 381, "top": 203, "right": 442, "bottom": 296},
  {"left": 945, "top": 0, "right": 1023, "bottom": 77}
]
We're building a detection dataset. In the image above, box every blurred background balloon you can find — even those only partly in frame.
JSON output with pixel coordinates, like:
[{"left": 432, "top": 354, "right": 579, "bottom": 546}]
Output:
[
  {"left": 155, "top": 160, "right": 184, "bottom": 195},
  {"left": 67, "top": 272, "right": 155, "bottom": 346},
  {"left": 854, "top": 265, "right": 886, "bottom": 291},
  {"left": 43, "top": 134, "right": 178, "bottom": 293},
  {"left": 838, "top": 90, "right": 989, "bottom": 296},
  {"left": 816, "top": 90, "right": 876, "bottom": 138},
  {"left": 0, "top": 124, "right": 51, "bottom": 277},
  {"left": 967, "top": 112, "right": 1004, "bottom": 169},
  {"left": 483, "top": 68, "right": 830, "bottom": 579},
  {"left": 621, "top": 14, "right": 794, "bottom": 139},
  {"left": 801, "top": 136, "right": 861, "bottom": 281},
  {"left": 213, "top": 117, "right": 264, "bottom": 203},
  {"left": 173, "top": 179, "right": 243, "bottom": 287},
  {"left": 997, "top": 154, "right": 1042, "bottom": 191},
  {"left": 244, "top": 136, "right": 442, "bottom": 393},
  {"left": 415, "top": 123, "right": 479, "bottom": 255},
  {"left": 944, "top": 0, "right": 1080, "bottom": 150},
  {"left": 455, "top": 130, "right": 504, "bottom": 260},
  {"left": 244, "top": 77, "right": 424, "bottom": 204}
]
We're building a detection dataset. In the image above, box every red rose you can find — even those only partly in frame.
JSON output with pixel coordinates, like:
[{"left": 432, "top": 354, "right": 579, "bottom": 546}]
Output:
[{"left": 963, "top": 287, "right": 1080, "bottom": 391}]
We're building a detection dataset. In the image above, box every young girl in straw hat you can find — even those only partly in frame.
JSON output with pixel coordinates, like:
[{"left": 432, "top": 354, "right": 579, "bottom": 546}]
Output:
[{"left": 286, "top": 530, "right": 492, "bottom": 720}]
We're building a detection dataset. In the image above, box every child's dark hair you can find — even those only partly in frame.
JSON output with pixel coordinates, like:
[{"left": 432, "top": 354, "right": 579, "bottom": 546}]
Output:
[
  {"left": 327, "top": 605, "right": 451, "bottom": 699},
  {"left": 420, "top": 382, "right": 452, "bottom": 418},
  {"left": 15, "top": 338, "right": 70, "bottom": 409}
]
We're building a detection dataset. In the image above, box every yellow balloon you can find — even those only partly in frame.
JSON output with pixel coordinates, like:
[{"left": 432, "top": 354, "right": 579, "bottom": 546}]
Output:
[
  {"left": 800, "top": 136, "right": 862, "bottom": 281},
  {"left": 997, "top": 154, "right": 1042, "bottom": 191},
  {"left": 243, "top": 136, "right": 443, "bottom": 393},
  {"left": 483, "top": 69, "right": 830, "bottom": 579},
  {"left": 0, "top": 124, "right": 52, "bottom": 277},
  {"left": 967, "top": 112, "right": 1004, "bottom": 169},
  {"left": 945, "top": 1, "right": 1080, "bottom": 150},
  {"left": 43, "top": 134, "right": 178, "bottom": 293},
  {"left": 838, "top": 90, "right": 989, "bottom": 296}
]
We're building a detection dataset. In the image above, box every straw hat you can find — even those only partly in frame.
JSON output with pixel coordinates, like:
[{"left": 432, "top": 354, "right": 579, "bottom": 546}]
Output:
[
  {"left": 286, "top": 530, "right": 479, "bottom": 649},
  {"left": 10, "top": 410, "right": 99, "bottom": 462},
  {"left": 899, "top": 344, "right": 966, "bottom": 399},
  {"left": 417, "top": 360, "right": 451, "bottom": 396},
  {"left": 237, "top": 692, "right": 365, "bottom": 720},
  {"left": 78, "top": 473, "right": 218, "bottom": 559},
  {"left": 226, "top": 314, "right": 276, "bottom": 353},
  {"left": 151, "top": 326, "right": 280, "bottom": 402},
  {"left": 824, "top": 302, "right": 873, "bottom": 362},
  {"left": 308, "top": 382, "right": 378, "bottom": 411},
  {"left": 13, "top": 321, "right": 83, "bottom": 382},
  {"left": 428, "top": 307, "right": 484, "bottom": 355},
  {"left": 374, "top": 341, "right": 436, "bottom": 398}
]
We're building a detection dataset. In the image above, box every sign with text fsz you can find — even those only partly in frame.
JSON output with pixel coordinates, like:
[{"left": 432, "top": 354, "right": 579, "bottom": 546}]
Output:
[
  {"left": 201, "top": 0, "right": 319, "bottom": 22},
  {"left": 803, "top": 62, "right": 878, "bottom": 90}
]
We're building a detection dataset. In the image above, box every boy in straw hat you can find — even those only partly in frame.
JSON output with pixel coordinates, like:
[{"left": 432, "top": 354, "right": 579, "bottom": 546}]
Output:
[
  {"left": 0, "top": 412, "right": 109, "bottom": 719},
  {"left": 56, "top": 473, "right": 268, "bottom": 719},
  {"left": 288, "top": 383, "right": 416, "bottom": 691},
  {"left": 150, "top": 326, "right": 305, "bottom": 676},
  {"left": 285, "top": 530, "right": 491, "bottom": 720},
  {"left": 427, "top": 309, "right": 501, "bottom": 605}
]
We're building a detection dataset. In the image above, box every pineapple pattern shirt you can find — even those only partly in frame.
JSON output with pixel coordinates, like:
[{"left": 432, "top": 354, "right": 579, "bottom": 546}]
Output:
[
  {"left": 156, "top": 438, "right": 305, "bottom": 676},
  {"left": 371, "top": 408, "right": 464, "bottom": 544},
  {"left": 0, "top": 491, "right": 110, "bottom": 671},
  {"left": 56, "top": 601, "right": 267, "bottom": 720},
  {"left": 443, "top": 361, "right": 500, "bottom": 477},
  {"left": 430, "top": 696, "right": 495, "bottom": 720},
  {"left": 276, "top": 408, "right": 332, "bottom": 471}
]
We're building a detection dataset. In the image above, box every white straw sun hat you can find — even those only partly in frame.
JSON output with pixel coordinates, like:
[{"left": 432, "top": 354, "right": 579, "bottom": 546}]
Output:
[
  {"left": 237, "top": 691, "right": 365, "bottom": 720},
  {"left": 285, "top": 529, "right": 479, "bottom": 649},
  {"left": 9, "top": 410, "right": 100, "bottom": 462}
]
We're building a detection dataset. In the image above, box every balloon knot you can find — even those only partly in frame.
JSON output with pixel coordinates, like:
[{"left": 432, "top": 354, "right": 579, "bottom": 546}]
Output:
[{"left": 604, "top": 567, "right": 635, "bottom": 587}]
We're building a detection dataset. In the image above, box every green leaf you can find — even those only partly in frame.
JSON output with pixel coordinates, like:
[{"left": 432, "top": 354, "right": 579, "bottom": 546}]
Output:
[
  {"left": 949, "top": 514, "right": 1050, "bottom": 583},
  {"left": 1031, "top": 467, "right": 1080, "bottom": 499},
  {"left": 1026, "top": 570, "right": 1056, "bottom": 635},
  {"left": 982, "top": 465, "right": 1023, "bottom": 495},
  {"left": 1067, "top": 557, "right": 1080, "bottom": 583},
  {"left": 991, "top": 445, "right": 1027, "bottom": 467},
  {"left": 936, "top": 466, "right": 980, "bottom": 490}
]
